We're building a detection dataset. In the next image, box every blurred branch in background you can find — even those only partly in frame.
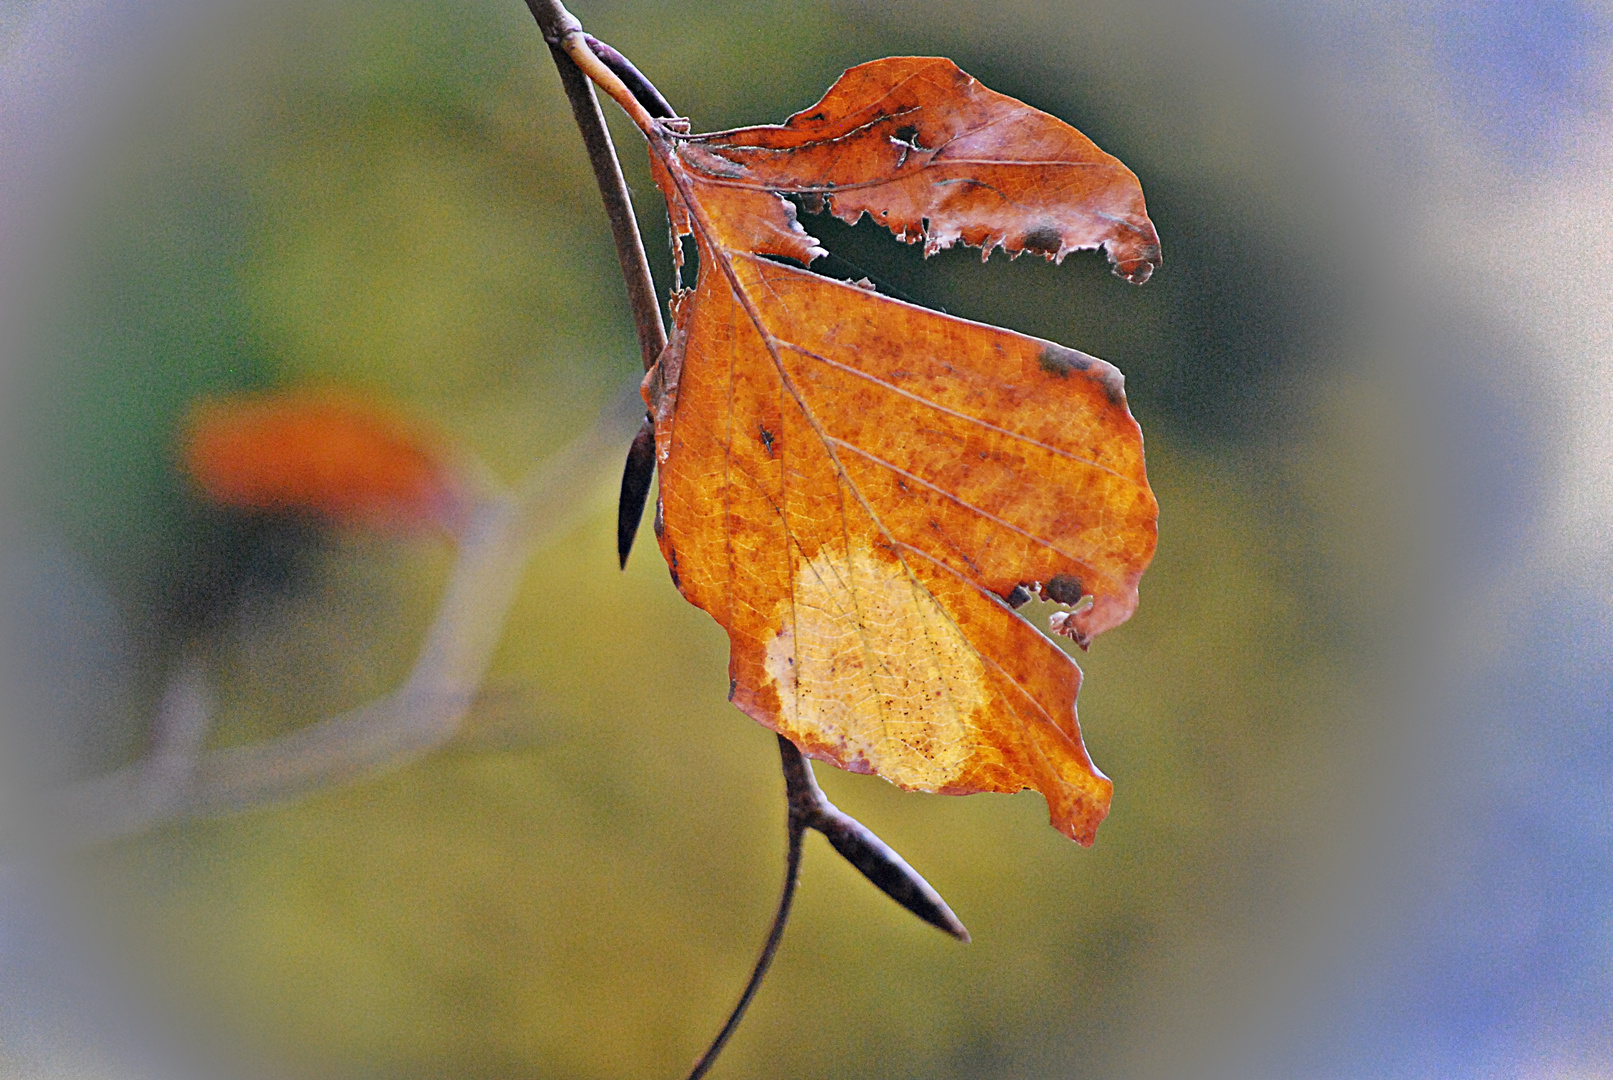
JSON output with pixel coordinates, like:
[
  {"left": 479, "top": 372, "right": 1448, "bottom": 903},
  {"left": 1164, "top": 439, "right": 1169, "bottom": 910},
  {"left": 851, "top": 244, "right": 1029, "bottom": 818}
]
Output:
[{"left": 53, "top": 384, "right": 644, "bottom": 847}]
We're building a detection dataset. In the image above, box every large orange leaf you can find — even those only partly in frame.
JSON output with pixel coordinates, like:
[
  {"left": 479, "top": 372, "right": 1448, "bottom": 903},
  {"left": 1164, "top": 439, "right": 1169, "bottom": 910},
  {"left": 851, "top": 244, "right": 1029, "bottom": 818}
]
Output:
[{"left": 644, "top": 58, "right": 1159, "bottom": 844}]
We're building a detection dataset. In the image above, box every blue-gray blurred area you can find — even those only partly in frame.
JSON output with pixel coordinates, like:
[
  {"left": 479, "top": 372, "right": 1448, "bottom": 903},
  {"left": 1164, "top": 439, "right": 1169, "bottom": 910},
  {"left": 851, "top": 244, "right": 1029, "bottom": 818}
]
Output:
[{"left": 0, "top": 0, "right": 1609, "bottom": 1078}]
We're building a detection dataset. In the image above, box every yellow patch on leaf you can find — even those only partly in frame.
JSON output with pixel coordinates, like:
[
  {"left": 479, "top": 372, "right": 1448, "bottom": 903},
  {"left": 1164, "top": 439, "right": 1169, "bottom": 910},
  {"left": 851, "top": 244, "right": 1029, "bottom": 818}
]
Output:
[{"left": 763, "top": 542, "right": 986, "bottom": 790}]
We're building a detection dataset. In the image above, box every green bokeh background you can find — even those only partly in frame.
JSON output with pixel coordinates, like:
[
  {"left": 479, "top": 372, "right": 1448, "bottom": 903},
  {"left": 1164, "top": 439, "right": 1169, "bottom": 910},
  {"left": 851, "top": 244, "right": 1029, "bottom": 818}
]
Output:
[{"left": 11, "top": 1, "right": 1410, "bottom": 1076}]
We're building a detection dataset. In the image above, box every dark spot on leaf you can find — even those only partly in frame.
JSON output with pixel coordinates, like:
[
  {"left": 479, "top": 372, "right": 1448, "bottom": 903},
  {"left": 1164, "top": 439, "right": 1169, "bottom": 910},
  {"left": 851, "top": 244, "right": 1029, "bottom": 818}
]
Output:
[
  {"left": 798, "top": 192, "right": 825, "bottom": 215},
  {"left": 759, "top": 424, "right": 776, "bottom": 456},
  {"left": 894, "top": 124, "right": 920, "bottom": 145},
  {"left": 1020, "top": 224, "right": 1062, "bottom": 255},
  {"left": 653, "top": 496, "right": 665, "bottom": 538},
  {"left": 1043, "top": 574, "right": 1084, "bottom": 605},
  {"left": 1095, "top": 365, "right": 1126, "bottom": 405},
  {"left": 729, "top": 677, "right": 738, "bottom": 701},
  {"left": 1006, "top": 584, "right": 1033, "bottom": 609},
  {"left": 1038, "top": 343, "right": 1092, "bottom": 377},
  {"left": 668, "top": 546, "right": 681, "bottom": 589}
]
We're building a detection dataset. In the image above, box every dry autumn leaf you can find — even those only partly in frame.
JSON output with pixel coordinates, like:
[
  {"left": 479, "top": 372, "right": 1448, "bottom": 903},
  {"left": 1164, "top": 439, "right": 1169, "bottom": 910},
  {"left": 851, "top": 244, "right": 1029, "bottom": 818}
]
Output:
[
  {"left": 641, "top": 57, "right": 1160, "bottom": 845},
  {"left": 182, "top": 390, "right": 464, "bottom": 532}
]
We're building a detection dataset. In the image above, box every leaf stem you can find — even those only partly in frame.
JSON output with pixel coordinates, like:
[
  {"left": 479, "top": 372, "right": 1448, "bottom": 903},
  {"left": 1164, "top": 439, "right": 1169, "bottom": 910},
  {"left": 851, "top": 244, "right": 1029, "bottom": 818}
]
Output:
[{"left": 583, "top": 34, "right": 676, "bottom": 119}]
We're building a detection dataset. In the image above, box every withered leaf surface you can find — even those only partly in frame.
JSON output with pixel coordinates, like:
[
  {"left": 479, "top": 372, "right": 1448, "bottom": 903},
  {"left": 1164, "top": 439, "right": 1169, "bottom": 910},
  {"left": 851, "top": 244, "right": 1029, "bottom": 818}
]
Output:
[
  {"left": 644, "top": 58, "right": 1159, "bottom": 844},
  {"left": 656, "top": 56, "right": 1161, "bottom": 280}
]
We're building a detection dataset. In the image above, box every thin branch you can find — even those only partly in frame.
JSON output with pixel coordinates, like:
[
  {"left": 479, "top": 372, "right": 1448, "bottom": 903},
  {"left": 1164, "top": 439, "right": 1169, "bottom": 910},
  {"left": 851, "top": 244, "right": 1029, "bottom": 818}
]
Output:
[
  {"left": 523, "top": 0, "right": 672, "bottom": 565},
  {"left": 684, "top": 737, "right": 809, "bottom": 1080},
  {"left": 525, "top": 0, "right": 665, "bottom": 372},
  {"left": 684, "top": 736, "right": 969, "bottom": 1079},
  {"left": 56, "top": 387, "right": 643, "bottom": 845}
]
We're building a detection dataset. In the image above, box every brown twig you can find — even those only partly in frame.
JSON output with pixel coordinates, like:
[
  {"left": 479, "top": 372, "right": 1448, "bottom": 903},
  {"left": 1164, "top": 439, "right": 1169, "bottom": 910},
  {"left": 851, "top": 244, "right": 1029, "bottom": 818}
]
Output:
[
  {"left": 523, "top": 0, "right": 667, "bottom": 566},
  {"left": 524, "top": 0, "right": 664, "bottom": 372},
  {"left": 683, "top": 737, "right": 809, "bottom": 1080}
]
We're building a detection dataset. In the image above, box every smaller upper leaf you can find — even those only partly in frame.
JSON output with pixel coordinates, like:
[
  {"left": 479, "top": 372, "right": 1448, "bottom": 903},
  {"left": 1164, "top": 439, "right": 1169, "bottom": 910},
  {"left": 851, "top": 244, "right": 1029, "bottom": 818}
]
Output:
[
  {"left": 182, "top": 390, "right": 463, "bottom": 532},
  {"left": 663, "top": 57, "right": 1161, "bottom": 280}
]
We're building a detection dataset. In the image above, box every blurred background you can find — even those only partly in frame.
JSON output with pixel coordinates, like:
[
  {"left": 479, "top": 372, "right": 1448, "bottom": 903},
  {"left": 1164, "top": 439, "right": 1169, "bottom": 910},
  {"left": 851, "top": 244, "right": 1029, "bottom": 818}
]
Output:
[{"left": 0, "top": 0, "right": 1608, "bottom": 1078}]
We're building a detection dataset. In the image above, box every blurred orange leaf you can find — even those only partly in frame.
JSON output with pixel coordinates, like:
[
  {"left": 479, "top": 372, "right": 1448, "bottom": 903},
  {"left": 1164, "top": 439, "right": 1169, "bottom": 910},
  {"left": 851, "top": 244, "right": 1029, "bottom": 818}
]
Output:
[
  {"left": 182, "top": 391, "right": 462, "bottom": 532},
  {"left": 641, "top": 58, "right": 1160, "bottom": 843}
]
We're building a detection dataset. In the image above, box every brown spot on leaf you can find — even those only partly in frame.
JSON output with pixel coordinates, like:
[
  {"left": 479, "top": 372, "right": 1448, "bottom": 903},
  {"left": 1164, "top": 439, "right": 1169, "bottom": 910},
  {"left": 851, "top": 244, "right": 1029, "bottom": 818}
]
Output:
[
  {"left": 1038, "top": 343, "right": 1092, "bottom": 377},
  {"left": 1020, "top": 224, "right": 1062, "bottom": 255},
  {"left": 1043, "top": 574, "right": 1085, "bottom": 605}
]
